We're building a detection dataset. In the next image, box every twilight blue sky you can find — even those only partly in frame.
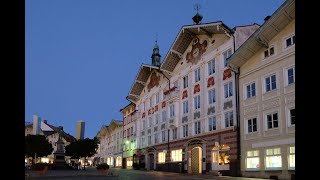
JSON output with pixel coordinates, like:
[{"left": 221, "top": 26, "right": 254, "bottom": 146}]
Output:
[{"left": 25, "top": 0, "right": 285, "bottom": 139}]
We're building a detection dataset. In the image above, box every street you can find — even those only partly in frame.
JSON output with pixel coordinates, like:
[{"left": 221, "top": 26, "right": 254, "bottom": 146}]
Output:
[{"left": 26, "top": 167, "right": 272, "bottom": 180}]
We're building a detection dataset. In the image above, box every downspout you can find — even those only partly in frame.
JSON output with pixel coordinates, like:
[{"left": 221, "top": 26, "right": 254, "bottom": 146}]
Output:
[
  {"left": 158, "top": 68, "right": 170, "bottom": 171},
  {"left": 230, "top": 31, "right": 241, "bottom": 176}
]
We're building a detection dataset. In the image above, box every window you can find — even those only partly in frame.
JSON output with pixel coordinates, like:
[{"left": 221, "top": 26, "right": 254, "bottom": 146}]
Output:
[
  {"left": 208, "top": 89, "right": 216, "bottom": 104},
  {"left": 246, "top": 150, "right": 260, "bottom": 169},
  {"left": 143, "top": 102, "right": 146, "bottom": 111},
  {"left": 219, "top": 150, "right": 230, "bottom": 165},
  {"left": 265, "top": 148, "right": 282, "bottom": 169},
  {"left": 154, "top": 133, "right": 159, "bottom": 144},
  {"left": 246, "top": 82, "right": 256, "bottom": 98},
  {"left": 194, "top": 95, "right": 201, "bottom": 110},
  {"left": 208, "top": 116, "right": 216, "bottom": 131},
  {"left": 195, "top": 68, "right": 201, "bottom": 83},
  {"left": 156, "top": 93, "right": 159, "bottom": 104},
  {"left": 287, "top": 67, "right": 295, "bottom": 85},
  {"left": 158, "top": 152, "right": 166, "bottom": 163},
  {"left": 149, "top": 117, "right": 153, "bottom": 127},
  {"left": 162, "top": 110, "right": 167, "bottom": 122},
  {"left": 141, "top": 137, "right": 145, "bottom": 147},
  {"left": 208, "top": 59, "right": 215, "bottom": 75},
  {"left": 183, "top": 101, "right": 189, "bottom": 114},
  {"left": 265, "top": 74, "right": 277, "bottom": 92},
  {"left": 225, "top": 111, "right": 234, "bottom": 127},
  {"left": 172, "top": 128, "right": 177, "bottom": 140},
  {"left": 183, "top": 75, "right": 188, "bottom": 89},
  {"left": 148, "top": 135, "right": 152, "bottom": 145},
  {"left": 247, "top": 118, "right": 257, "bottom": 133},
  {"left": 264, "top": 47, "right": 274, "bottom": 58},
  {"left": 183, "top": 125, "right": 188, "bottom": 137},
  {"left": 223, "top": 49, "right": 232, "bottom": 67},
  {"left": 163, "top": 91, "right": 166, "bottom": 100},
  {"left": 288, "top": 146, "right": 295, "bottom": 170},
  {"left": 267, "top": 112, "right": 278, "bottom": 129},
  {"left": 169, "top": 105, "right": 175, "bottom": 118},
  {"left": 285, "top": 35, "right": 295, "bottom": 48},
  {"left": 161, "top": 130, "right": 166, "bottom": 142},
  {"left": 155, "top": 114, "right": 159, "bottom": 124},
  {"left": 290, "top": 109, "right": 295, "bottom": 125},
  {"left": 150, "top": 97, "right": 153, "bottom": 107},
  {"left": 224, "top": 82, "right": 233, "bottom": 98},
  {"left": 143, "top": 120, "right": 146, "bottom": 130},
  {"left": 171, "top": 149, "right": 182, "bottom": 162},
  {"left": 195, "top": 121, "right": 201, "bottom": 134}
]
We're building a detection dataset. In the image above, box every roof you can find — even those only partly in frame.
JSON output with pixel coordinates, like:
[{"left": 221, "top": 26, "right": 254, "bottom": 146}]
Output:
[
  {"left": 160, "top": 21, "right": 233, "bottom": 73},
  {"left": 120, "top": 102, "right": 135, "bottom": 112},
  {"left": 228, "top": 0, "right": 295, "bottom": 68},
  {"left": 127, "top": 64, "right": 160, "bottom": 102}
]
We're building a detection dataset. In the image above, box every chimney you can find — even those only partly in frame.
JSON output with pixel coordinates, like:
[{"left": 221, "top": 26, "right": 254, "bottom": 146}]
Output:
[{"left": 43, "top": 120, "right": 48, "bottom": 124}]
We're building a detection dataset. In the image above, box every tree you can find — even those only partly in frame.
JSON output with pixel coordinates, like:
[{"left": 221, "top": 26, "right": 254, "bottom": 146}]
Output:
[
  {"left": 25, "top": 135, "right": 54, "bottom": 162},
  {"left": 65, "top": 138, "right": 98, "bottom": 170}
]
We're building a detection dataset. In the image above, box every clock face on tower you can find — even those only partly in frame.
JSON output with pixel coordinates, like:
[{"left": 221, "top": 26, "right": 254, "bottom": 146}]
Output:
[{"left": 186, "top": 37, "right": 207, "bottom": 64}]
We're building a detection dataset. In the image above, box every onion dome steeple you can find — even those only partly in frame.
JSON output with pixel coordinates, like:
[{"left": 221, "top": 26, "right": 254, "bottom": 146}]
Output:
[
  {"left": 151, "top": 36, "right": 161, "bottom": 66},
  {"left": 192, "top": 4, "right": 203, "bottom": 24}
]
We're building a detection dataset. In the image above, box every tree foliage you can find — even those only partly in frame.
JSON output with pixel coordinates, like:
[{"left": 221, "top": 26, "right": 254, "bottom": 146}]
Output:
[
  {"left": 25, "top": 135, "right": 54, "bottom": 158},
  {"left": 65, "top": 138, "right": 98, "bottom": 159}
]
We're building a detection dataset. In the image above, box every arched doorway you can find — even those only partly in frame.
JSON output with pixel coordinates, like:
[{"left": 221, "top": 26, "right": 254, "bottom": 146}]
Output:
[
  {"left": 190, "top": 146, "right": 202, "bottom": 174},
  {"left": 212, "top": 144, "right": 230, "bottom": 171},
  {"left": 184, "top": 138, "right": 207, "bottom": 174},
  {"left": 149, "top": 153, "right": 155, "bottom": 170}
]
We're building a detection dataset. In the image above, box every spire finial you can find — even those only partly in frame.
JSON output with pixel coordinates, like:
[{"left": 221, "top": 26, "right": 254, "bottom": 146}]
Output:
[
  {"left": 194, "top": 3, "right": 201, "bottom": 14},
  {"left": 192, "top": 2, "right": 203, "bottom": 24},
  {"left": 155, "top": 33, "right": 158, "bottom": 44}
]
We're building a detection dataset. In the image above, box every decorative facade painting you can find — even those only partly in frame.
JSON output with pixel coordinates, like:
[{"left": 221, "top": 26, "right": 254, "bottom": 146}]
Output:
[
  {"left": 207, "top": 76, "right": 215, "bottom": 88},
  {"left": 223, "top": 68, "right": 232, "bottom": 80},
  {"left": 186, "top": 37, "right": 207, "bottom": 64},
  {"left": 194, "top": 84, "right": 200, "bottom": 94},
  {"left": 147, "top": 72, "right": 160, "bottom": 92},
  {"left": 182, "top": 90, "right": 188, "bottom": 99}
]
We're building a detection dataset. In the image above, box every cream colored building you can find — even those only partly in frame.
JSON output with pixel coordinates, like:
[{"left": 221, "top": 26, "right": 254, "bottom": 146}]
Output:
[
  {"left": 122, "top": 15, "right": 258, "bottom": 175},
  {"left": 228, "top": 0, "right": 295, "bottom": 179},
  {"left": 96, "top": 119, "right": 123, "bottom": 167}
]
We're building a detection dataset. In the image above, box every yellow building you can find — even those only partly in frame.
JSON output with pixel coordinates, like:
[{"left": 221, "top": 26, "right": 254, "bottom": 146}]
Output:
[{"left": 228, "top": 0, "right": 295, "bottom": 179}]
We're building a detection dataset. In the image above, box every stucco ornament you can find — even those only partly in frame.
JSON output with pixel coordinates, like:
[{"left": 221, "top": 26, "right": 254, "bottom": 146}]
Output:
[{"left": 147, "top": 72, "right": 160, "bottom": 92}]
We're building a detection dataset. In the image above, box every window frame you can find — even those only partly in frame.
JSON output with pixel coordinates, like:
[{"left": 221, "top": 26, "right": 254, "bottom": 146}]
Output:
[
  {"left": 208, "top": 58, "right": 216, "bottom": 75},
  {"left": 194, "top": 121, "right": 201, "bottom": 135},
  {"left": 265, "top": 147, "right": 282, "bottom": 170},
  {"left": 158, "top": 152, "right": 166, "bottom": 163},
  {"left": 171, "top": 149, "right": 182, "bottom": 162},
  {"left": 224, "top": 81, "right": 233, "bottom": 98},
  {"left": 264, "top": 73, "right": 277, "bottom": 93},
  {"left": 246, "top": 82, "right": 256, "bottom": 99},
  {"left": 223, "top": 49, "right": 232, "bottom": 68},
  {"left": 194, "top": 68, "right": 201, "bottom": 83},
  {"left": 183, "top": 75, "right": 189, "bottom": 89},
  {"left": 183, "top": 124, "right": 188, "bottom": 137},
  {"left": 183, "top": 100, "right": 189, "bottom": 114},
  {"left": 208, "top": 88, "right": 216, "bottom": 105},
  {"left": 194, "top": 95, "right": 201, "bottom": 110},
  {"left": 247, "top": 117, "right": 258, "bottom": 133},
  {"left": 245, "top": 150, "right": 260, "bottom": 170},
  {"left": 224, "top": 111, "right": 234, "bottom": 128},
  {"left": 266, "top": 112, "right": 279, "bottom": 130},
  {"left": 208, "top": 116, "right": 216, "bottom": 132}
]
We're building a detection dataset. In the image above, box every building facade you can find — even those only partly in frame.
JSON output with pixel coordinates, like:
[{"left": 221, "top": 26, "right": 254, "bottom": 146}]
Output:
[
  {"left": 96, "top": 119, "right": 123, "bottom": 168},
  {"left": 228, "top": 0, "right": 295, "bottom": 179},
  {"left": 123, "top": 17, "right": 258, "bottom": 175},
  {"left": 76, "top": 120, "right": 85, "bottom": 140}
]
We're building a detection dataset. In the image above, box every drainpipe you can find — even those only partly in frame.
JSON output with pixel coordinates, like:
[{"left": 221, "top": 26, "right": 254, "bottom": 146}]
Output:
[
  {"left": 230, "top": 31, "right": 241, "bottom": 176},
  {"left": 158, "top": 68, "right": 171, "bottom": 172}
]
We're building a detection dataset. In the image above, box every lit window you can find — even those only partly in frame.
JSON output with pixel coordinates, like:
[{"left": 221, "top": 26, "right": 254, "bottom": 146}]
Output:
[
  {"left": 246, "top": 150, "right": 260, "bottom": 170},
  {"left": 267, "top": 112, "right": 278, "bottom": 129},
  {"left": 158, "top": 152, "right": 166, "bottom": 163},
  {"left": 219, "top": 150, "right": 230, "bottom": 165},
  {"left": 265, "top": 74, "right": 277, "bottom": 92},
  {"left": 246, "top": 82, "right": 256, "bottom": 98},
  {"left": 265, "top": 148, "right": 282, "bottom": 169},
  {"left": 288, "top": 146, "right": 295, "bottom": 170},
  {"left": 171, "top": 149, "right": 182, "bottom": 162}
]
